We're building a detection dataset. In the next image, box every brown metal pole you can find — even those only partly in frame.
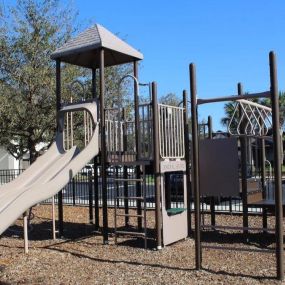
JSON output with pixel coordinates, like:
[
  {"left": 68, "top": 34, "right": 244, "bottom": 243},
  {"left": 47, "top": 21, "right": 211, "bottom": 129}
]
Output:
[
  {"left": 260, "top": 136, "right": 266, "bottom": 196},
  {"left": 208, "top": 116, "right": 216, "bottom": 227},
  {"left": 190, "top": 63, "right": 201, "bottom": 270},
  {"left": 92, "top": 68, "right": 99, "bottom": 230},
  {"left": 238, "top": 83, "right": 249, "bottom": 234},
  {"left": 197, "top": 91, "right": 271, "bottom": 105},
  {"left": 269, "top": 51, "right": 284, "bottom": 281},
  {"left": 183, "top": 90, "right": 192, "bottom": 236},
  {"left": 100, "top": 49, "right": 108, "bottom": 244},
  {"left": 134, "top": 61, "right": 142, "bottom": 230},
  {"left": 56, "top": 60, "right": 61, "bottom": 112},
  {"left": 123, "top": 108, "right": 129, "bottom": 226},
  {"left": 260, "top": 120, "right": 267, "bottom": 233},
  {"left": 56, "top": 59, "right": 64, "bottom": 237},
  {"left": 152, "top": 81, "right": 162, "bottom": 249}
]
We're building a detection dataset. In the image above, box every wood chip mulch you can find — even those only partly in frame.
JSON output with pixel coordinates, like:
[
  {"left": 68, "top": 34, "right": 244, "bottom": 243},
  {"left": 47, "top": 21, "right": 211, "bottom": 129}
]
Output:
[{"left": 0, "top": 204, "right": 283, "bottom": 284}]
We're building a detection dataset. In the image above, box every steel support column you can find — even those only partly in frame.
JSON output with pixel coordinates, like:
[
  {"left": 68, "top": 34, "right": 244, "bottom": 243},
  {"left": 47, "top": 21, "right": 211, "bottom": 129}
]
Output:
[
  {"left": 183, "top": 90, "right": 192, "bottom": 236},
  {"left": 100, "top": 49, "right": 108, "bottom": 244},
  {"left": 238, "top": 83, "right": 249, "bottom": 234},
  {"left": 56, "top": 59, "right": 64, "bottom": 237},
  {"left": 152, "top": 82, "right": 162, "bottom": 249},
  {"left": 190, "top": 63, "right": 201, "bottom": 269},
  {"left": 92, "top": 68, "right": 100, "bottom": 230},
  {"left": 134, "top": 61, "right": 142, "bottom": 230},
  {"left": 269, "top": 51, "right": 284, "bottom": 281}
]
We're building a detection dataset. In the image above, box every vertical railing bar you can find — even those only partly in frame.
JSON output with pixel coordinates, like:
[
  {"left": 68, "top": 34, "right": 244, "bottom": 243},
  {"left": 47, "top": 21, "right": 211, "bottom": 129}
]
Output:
[
  {"left": 172, "top": 109, "right": 177, "bottom": 157},
  {"left": 181, "top": 109, "right": 185, "bottom": 157},
  {"left": 173, "top": 108, "right": 176, "bottom": 157},
  {"left": 142, "top": 105, "right": 145, "bottom": 158},
  {"left": 162, "top": 106, "right": 165, "bottom": 157}
]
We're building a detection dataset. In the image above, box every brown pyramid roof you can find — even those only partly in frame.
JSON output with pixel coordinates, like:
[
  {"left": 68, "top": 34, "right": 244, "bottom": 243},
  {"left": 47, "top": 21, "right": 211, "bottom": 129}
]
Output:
[{"left": 51, "top": 24, "right": 143, "bottom": 68}]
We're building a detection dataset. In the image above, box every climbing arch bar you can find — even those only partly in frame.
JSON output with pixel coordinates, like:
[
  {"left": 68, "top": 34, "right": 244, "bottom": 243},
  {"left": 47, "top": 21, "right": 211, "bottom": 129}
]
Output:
[{"left": 228, "top": 99, "right": 272, "bottom": 136}]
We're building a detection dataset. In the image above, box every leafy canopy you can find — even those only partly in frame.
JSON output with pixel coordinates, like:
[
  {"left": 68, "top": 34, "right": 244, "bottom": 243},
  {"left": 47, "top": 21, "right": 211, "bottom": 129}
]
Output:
[{"left": 0, "top": 0, "right": 132, "bottom": 162}]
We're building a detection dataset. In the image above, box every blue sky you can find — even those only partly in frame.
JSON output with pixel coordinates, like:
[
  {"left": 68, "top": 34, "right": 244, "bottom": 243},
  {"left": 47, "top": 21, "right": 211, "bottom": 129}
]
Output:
[
  {"left": 4, "top": 0, "right": 285, "bottom": 130},
  {"left": 75, "top": 1, "right": 285, "bottom": 130}
]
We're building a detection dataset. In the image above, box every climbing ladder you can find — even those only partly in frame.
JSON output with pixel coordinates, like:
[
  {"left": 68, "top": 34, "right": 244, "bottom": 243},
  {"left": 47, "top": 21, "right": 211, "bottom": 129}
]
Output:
[{"left": 113, "top": 165, "right": 148, "bottom": 249}]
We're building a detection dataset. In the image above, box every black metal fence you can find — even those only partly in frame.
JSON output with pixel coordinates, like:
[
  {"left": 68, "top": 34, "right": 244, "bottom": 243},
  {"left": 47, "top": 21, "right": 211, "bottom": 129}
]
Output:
[
  {"left": 0, "top": 168, "right": 262, "bottom": 214},
  {"left": 0, "top": 169, "right": 25, "bottom": 185},
  {"left": 44, "top": 168, "right": 156, "bottom": 208}
]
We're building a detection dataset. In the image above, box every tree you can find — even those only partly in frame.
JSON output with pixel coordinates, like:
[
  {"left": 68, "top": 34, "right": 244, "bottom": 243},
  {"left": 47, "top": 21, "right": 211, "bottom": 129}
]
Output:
[
  {"left": 159, "top": 92, "right": 181, "bottom": 106},
  {"left": 0, "top": 0, "right": 132, "bottom": 163},
  {"left": 0, "top": 0, "right": 80, "bottom": 163},
  {"left": 220, "top": 101, "right": 237, "bottom": 129}
]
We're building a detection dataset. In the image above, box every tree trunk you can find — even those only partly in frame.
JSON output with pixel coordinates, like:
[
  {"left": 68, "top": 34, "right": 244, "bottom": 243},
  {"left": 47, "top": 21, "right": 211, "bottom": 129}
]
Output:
[{"left": 27, "top": 131, "right": 37, "bottom": 164}]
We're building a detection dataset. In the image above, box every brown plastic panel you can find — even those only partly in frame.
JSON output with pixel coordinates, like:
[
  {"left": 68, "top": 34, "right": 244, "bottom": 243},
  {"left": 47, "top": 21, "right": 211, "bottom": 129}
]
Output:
[{"left": 199, "top": 138, "right": 239, "bottom": 197}]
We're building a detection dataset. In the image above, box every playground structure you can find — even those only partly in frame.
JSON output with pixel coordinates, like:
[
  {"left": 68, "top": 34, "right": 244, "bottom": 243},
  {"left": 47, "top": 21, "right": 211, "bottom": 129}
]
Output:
[
  {"left": 0, "top": 23, "right": 284, "bottom": 281},
  {"left": 190, "top": 51, "right": 284, "bottom": 280},
  {"left": 0, "top": 24, "right": 191, "bottom": 251}
]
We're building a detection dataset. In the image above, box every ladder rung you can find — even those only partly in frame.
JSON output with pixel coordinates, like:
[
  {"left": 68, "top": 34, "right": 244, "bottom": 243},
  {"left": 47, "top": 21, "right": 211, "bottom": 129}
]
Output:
[
  {"left": 115, "top": 230, "right": 146, "bottom": 237},
  {"left": 116, "top": 213, "right": 144, "bottom": 218},
  {"left": 113, "top": 178, "right": 143, "bottom": 182},
  {"left": 115, "top": 196, "right": 144, "bottom": 200}
]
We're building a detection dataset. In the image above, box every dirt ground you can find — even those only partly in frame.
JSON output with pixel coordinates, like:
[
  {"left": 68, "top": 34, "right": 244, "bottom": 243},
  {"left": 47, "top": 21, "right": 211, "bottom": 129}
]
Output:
[{"left": 0, "top": 205, "right": 283, "bottom": 284}]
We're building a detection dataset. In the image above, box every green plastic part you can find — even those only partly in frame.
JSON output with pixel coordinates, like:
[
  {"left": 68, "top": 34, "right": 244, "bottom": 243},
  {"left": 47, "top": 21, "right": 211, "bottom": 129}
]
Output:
[{"left": 166, "top": 207, "right": 187, "bottom": 216}]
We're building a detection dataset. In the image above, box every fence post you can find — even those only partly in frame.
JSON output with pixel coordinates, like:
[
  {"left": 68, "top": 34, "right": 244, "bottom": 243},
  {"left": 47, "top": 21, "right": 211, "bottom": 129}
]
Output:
[
  {"left": 94, "top": 157, "right": 100, "bottom": 230},
  {"left": 88, "top": 170, "right": 94, "bottom": 224},
  {"left": 72, "top": 178, "right": 76, "bottom": 206}
]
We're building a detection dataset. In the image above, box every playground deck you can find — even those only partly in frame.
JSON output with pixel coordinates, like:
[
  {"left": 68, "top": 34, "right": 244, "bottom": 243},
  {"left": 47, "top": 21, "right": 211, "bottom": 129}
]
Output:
[{"left": 0, "top": 204, "right": 281, "bottom": 285}]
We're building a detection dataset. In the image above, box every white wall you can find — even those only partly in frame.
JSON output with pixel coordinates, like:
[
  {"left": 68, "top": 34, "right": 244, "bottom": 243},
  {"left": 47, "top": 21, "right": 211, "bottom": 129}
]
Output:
[{"left": 0, "top": 148, "right": 20, "bottom": 169}]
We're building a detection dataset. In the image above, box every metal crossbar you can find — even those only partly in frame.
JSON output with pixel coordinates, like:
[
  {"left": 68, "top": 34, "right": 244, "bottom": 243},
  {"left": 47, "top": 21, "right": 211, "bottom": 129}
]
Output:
[
  {"left": 158, "top": 104, "right": 185, "bottom": 159},
  {"left": 228, "top": 99, "right": 272, "bottom": 136}
]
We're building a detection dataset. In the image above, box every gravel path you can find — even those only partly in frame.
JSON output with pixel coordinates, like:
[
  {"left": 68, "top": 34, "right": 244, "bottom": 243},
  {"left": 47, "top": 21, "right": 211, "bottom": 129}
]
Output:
[{"left": 0, "top": 205, "right": 283, "bottom": 284}]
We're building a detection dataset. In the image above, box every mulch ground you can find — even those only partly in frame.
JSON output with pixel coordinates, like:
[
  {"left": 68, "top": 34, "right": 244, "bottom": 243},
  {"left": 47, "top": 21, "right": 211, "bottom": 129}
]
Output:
[{"left": 0, "top": 204, "right": 283, "bottom": 284}]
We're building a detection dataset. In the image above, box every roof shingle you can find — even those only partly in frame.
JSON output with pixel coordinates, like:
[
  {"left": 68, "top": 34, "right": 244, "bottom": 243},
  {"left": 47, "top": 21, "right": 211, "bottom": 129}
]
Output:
[{"left": 51, "top": 24, "right": 143, "bottom": 68}]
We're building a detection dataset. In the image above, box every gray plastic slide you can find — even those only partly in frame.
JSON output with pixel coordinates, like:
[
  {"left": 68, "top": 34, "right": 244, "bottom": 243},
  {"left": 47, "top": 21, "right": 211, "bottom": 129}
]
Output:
[{"left": 0, "top": 100, "right": 99, "bottom": 235}]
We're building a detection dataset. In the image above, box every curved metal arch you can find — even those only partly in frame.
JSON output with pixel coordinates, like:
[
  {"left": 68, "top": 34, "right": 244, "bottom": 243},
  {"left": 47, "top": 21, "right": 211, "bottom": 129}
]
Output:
[
  {"left": 117, "top": 74, "right": 140, "bottom": 108},
  {"left": 68, "top": 80, "right": 86, "bottom": 100}
]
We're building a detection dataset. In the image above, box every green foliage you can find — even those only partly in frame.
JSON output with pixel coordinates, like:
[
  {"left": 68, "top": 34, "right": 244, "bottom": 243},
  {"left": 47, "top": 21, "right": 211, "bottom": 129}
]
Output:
[
  {"left": 221, "top": 101, "right": 237, "bottom": 128},
  {"left": 0, "top": 0, "right": 132, "bottom": 162},
  {"left": 0, "top": 0, "right": 79, "bottom": 162},
  {"left": 159, "top": 92, "right": 181, "bottom": 106}
]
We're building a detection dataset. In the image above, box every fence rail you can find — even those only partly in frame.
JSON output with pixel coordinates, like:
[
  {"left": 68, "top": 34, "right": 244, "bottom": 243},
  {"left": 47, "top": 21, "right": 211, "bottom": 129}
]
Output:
[
  {"left": 0, "top": 169, "right": 24, "bottom": 185},
  {"left": 0, "top": 168, "right": 263, "bottom": 214}
]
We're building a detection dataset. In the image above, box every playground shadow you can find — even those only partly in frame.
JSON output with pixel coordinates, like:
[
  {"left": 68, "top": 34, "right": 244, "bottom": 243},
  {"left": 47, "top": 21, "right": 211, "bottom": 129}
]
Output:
[
  {"left": 113, "top": 226, "right": 156, "bottom": 249},
  {"left": 2, "top": 220, "right": 100, "bottom": 241},
  {"left": 200, "top": 230, "right": 275, "bottom": 249},
  {"left": 0, "top": 225, "right": 276, "bottom": 281},
  {"left": 1, "top": 221, "right": 156, "bottom": 249},
  {"left": 41, "top": 242, "right": 276, "bottom": 281}
]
